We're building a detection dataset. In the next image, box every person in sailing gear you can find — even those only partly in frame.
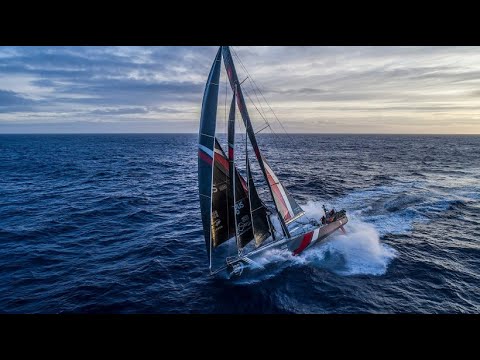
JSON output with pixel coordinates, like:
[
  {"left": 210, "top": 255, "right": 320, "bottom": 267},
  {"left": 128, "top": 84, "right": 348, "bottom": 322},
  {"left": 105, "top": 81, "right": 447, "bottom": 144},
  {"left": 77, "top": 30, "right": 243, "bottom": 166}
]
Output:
[
  {"left": 321, "top": 204, "right": 328, "bottom": 224},
  {"left": 320, "top": 205, "right": 337, "bottom": 224}
]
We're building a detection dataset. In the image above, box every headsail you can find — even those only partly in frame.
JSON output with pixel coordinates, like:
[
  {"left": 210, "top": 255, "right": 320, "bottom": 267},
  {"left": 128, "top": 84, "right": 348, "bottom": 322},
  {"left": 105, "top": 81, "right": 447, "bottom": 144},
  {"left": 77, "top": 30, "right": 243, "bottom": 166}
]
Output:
[
  {"left": 222, "top": 46, "right": 304, "bottom": 232},
  {"left": 262, "top": 157, "right": 305, "bottom": 224},
  {"left": 214, "top": 139, "right": 253, "bottom": 248},
  {"left": 228, "top": 91, "right": 271, "bottom": 248},
  {"left": 246, "top": 158, "right": 272, "bottom": 246},
  {"left": 198, "top": 48, "right": 222, "bottom": 262},
  {"left": 227, "top": 92, "right": 254, "bottom": 249},
  {"left": 211, "top": 140, "right": 235, "bottom": 247}
]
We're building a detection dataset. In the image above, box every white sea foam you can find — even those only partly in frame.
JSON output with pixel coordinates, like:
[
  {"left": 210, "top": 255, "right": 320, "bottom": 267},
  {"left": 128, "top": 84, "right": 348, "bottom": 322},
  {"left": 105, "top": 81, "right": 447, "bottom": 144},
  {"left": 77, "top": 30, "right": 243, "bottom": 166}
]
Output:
[
  {"left": 246, "top": 212, "right": 397, "bottom": 278},
  {"left": 301, "top": 199, "right": 400, "bottom": 274},
  {"left": 303, "top": 219, "right": 397, "bottom": 276}
]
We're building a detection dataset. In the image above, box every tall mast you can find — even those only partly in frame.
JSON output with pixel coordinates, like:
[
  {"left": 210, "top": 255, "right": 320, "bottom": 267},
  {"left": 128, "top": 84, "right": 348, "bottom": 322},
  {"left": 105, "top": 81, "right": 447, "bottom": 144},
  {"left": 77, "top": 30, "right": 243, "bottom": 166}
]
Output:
[
  {"left": 227, "top": 88, "right": 241, "bottom": 254},
  {"left": 222, "top": 46, "right": 291, "bottom": 238},
  {"left": 245, "top": 122, "right": 255, "bottom": 245}
]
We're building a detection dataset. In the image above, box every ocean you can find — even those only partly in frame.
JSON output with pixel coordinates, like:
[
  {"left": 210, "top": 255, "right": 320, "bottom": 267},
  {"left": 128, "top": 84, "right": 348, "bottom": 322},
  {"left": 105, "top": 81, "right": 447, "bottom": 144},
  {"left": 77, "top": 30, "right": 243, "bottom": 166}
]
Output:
[{"left": 0, "top": 134, "right": 479, "bottom": 313}]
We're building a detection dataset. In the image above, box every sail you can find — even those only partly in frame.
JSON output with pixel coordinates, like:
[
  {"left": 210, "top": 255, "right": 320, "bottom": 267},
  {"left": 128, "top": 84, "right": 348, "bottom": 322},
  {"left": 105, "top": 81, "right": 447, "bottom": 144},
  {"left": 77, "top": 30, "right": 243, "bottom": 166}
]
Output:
[
  {"left": 227, "top": 92, "right": 238, "bottom": 247},
  {"left": 246, "top": 158, "right": 272, "bottom": 246},
  {"left": 213, "top": 139, "right": 253, "bottom": 248},
  {"left": 211, "top": 140, "right": 235, "bottom": 247},
  {"left": 227, "top": 92, "right": 260, "bottom": 249},
  {"left": 198, "top": 48, "right": 222, "bottom": 260},
  {"left": 262, "top": 157, "right": 305, "bottom": 224},
  {"left": 222, "top": 46, "right": 304, "bottom": 231}
]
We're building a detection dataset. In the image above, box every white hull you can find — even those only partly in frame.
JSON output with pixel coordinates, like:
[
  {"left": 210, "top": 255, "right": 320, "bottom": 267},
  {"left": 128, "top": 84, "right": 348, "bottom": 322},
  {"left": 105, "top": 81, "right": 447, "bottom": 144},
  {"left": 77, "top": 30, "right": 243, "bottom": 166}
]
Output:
[{"left": 223, "top": 215, "right": 348, "bottom": 277}]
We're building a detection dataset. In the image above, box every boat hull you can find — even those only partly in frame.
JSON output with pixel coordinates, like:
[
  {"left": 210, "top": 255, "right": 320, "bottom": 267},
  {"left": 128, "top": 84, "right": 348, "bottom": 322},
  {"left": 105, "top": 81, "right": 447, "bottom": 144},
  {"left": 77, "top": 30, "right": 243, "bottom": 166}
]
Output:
[{"left": 224, "top": 215, "right": 348, "bottom": 277}]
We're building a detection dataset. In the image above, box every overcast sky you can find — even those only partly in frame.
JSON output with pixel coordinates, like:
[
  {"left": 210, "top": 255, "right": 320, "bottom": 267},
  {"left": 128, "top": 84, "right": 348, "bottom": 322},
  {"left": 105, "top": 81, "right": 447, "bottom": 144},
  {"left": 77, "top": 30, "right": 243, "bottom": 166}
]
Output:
[{"left": 0, "top": 46, "right": 479, "bottom": 134}]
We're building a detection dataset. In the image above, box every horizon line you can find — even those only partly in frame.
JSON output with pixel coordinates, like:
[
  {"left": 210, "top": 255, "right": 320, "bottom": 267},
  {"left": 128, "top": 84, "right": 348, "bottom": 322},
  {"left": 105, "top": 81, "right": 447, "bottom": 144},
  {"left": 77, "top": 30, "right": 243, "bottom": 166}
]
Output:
[{"left": 1, "top": 132, "right": 480, "bottom": 136}]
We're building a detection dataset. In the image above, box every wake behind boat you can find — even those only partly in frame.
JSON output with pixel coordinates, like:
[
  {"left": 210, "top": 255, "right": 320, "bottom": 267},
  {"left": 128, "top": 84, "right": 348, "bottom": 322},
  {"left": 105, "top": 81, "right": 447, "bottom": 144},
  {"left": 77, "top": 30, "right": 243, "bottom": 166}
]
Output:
[{"left": 198, "top": 46, "right": 348, "bottom": 278}]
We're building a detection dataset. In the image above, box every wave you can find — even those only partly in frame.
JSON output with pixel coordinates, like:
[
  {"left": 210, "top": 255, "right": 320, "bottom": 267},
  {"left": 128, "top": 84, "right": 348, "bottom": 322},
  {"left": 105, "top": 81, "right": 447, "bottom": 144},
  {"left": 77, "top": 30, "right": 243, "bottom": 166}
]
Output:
[
  {"left": 233, "top": 216, "right": 397, "bottom": 285},
  {"left": 302, "top": 220, "right": 397, "bottom": 276}
]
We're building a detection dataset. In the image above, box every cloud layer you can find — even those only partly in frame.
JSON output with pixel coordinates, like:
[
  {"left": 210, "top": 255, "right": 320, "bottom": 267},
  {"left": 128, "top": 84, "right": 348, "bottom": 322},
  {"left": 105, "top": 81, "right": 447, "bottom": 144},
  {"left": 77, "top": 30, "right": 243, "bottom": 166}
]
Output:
[{"left": 0, "top": 46, "right": 479, "bottom": 133}]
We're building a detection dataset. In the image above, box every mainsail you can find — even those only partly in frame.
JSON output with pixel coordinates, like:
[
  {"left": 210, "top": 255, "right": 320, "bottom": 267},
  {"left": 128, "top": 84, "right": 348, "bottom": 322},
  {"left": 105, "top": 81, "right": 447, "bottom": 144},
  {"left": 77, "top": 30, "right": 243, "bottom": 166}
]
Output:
[
  {"left": 222, "top": 46, "right": 305, "bottom": 228},
  {"left": 198, "top": 48, "right": 222, "bottom": 263}
]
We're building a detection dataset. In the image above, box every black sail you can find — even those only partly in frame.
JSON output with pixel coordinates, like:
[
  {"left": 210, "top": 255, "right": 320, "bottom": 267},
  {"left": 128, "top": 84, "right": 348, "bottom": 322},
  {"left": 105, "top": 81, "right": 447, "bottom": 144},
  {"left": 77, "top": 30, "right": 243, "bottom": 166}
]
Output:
[
  {"left": 227, "top": 92, "right": 256, "bottom": 249},
  {"left": 212, "top": 140, "right": 253, "bottom": 248},
  {"left": 234, "top": 171, "right": 254, "bottom": 248},
  {"left": 211, "top": 140, "right": 235, "bottom": 247},
  {"left": 247, "top": 158, "right": 272, "bottom": 247}
]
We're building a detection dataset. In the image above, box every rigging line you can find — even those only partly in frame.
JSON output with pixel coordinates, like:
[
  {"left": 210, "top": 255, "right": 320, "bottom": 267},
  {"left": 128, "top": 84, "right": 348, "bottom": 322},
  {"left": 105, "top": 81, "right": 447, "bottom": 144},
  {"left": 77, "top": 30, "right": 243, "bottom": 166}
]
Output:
[
  {"left": 232, "top": 67, "right": 269, "bottom": 132},
  {"left": 236, "top": 80, "right": 271, "bottom": 133},
  {"left": 255, "top": 124, "right": 270, "bottom": 135},
  {"left": 231, "top": 47, "right": 294, "bottom": 142},
  {"left": 243, "top": 88, "right": 269, "bottom": 125},
  {"left": 230, "top": 58, "right": 284, "bottom": 145},
  {"left": 243, "top": 88, "right": 284, "bottom": 143},
  {"left": 246, "top": 73, "right": 269, "bottom": 123},
  {"left": 245, "top": 73, "right": 268, "bottom": 120},
  {"left": 250, "top": 82, "right": 269, "bottom": 126},
  {"left": 232, "top": 47, "right": 288, "bottom": 133},
  {"left": 231, "top": 48, "right": 269, "bottom": 121}
]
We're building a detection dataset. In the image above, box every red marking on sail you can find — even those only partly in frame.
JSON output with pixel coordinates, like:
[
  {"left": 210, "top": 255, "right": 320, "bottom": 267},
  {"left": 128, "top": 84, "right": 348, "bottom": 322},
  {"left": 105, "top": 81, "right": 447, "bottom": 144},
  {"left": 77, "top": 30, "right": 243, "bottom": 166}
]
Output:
[
  {"left": 254, "top": 147, "right": 261, "bottom": 159},
  {"left": 215, "top": 153, "right": 229, "bottom": 172},
  {"left": 228, "top": 147, "right": 234, "bottom": 160},
  {"left": 293, "top": 231, "right": 314, "bottom": 256},
  {"left": 198, "top": 150, "right": 212, "bottom": 165},
  {"left": 265, "top": 169, "right": 291, "bottom": 221},
  {"left": 238, "top": 174, "right": 248, "bottom": 192}
]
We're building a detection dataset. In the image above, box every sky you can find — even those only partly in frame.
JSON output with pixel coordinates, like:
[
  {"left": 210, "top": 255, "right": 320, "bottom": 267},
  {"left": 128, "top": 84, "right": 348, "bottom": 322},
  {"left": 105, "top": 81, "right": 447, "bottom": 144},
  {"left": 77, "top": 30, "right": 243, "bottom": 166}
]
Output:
[{"left": 0, "top": 46, "right": 479, "bottom": 134}]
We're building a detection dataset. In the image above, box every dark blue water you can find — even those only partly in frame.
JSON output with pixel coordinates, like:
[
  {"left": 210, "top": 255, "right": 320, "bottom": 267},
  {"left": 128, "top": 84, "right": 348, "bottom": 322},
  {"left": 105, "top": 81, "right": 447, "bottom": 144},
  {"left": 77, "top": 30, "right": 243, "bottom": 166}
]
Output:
[{"left": 1, "top": 134, "right": 479, "bottom": 313}]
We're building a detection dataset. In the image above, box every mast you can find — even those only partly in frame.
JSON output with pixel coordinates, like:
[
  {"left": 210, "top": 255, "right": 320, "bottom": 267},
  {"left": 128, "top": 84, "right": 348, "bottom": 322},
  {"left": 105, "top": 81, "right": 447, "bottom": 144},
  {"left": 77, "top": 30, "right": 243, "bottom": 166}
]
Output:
[
  {"left": 227, "top": 89, "right": 241, "bottom": 254},
  {"left": 245, "top": 124, "right": 255, "bottom": 245},
  {"left": 222, "top": 46, "right": 291, "bottom": 238}
]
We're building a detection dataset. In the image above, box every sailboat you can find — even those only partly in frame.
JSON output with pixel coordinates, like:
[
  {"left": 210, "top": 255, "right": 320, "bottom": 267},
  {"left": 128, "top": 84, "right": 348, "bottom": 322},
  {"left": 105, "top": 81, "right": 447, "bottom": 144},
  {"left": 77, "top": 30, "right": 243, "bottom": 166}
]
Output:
[{"left": 198, "top": 46, "right": 348, "bottom": 277}]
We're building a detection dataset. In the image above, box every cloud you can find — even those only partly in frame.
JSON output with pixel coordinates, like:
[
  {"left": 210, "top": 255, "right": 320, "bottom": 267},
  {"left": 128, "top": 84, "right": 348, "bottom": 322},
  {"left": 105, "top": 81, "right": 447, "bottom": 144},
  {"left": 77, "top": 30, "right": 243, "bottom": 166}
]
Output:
[
  {"left": 0, "top": 46, "right": 479, "bottom": 133},
  {"left": 0, "top": 89, "right": 36, "bottom": 105},
  {"left": 0, "top": 89, "right": 36, "bottom": 112}
]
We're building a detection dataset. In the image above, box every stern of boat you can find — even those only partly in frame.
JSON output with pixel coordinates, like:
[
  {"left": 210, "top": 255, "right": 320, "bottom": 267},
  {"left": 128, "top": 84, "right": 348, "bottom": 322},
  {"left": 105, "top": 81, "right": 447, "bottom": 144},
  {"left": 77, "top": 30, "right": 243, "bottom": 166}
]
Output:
[{"left": 287, "top": 214, "right": 348, "bottom": 255}]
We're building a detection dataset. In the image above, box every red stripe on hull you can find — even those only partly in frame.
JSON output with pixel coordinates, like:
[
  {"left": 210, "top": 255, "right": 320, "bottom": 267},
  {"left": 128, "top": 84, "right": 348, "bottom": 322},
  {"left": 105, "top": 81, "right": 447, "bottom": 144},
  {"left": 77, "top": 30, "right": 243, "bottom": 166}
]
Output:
[
  {"left": 198, "top": 150, "right": 212, "bottom": 166},
  {"left": 293, "top": 231, "right": 314, "bottom": 256}
]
